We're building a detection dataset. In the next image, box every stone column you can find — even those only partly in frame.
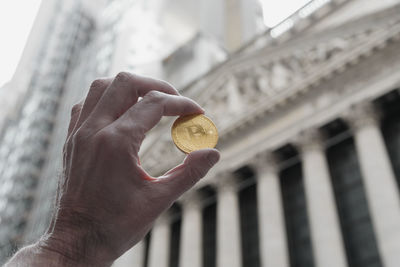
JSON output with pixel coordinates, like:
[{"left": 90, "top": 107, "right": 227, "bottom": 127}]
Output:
[
  {"left": 148, "top": 213, "right": 170, "bottom": 267},
  {"left": 179, "top": 190, "right": 203, "bottom": 267},
  {"left": 345, "top": 102, "right": 400, "bottom": 267},
  {"left": 226, "top": 75, "right": 243, "bottom": 114},
  {"left": 296, "top": 129, "right": 348, "bottom": 267},
  {"left": 251, "top": 152, "right": 289, "bottom": 267},
  {"left": 215, "top": 171, "right": 242, "bottom": 267},
  {"left": 113, "top": 241, "right": 145, "bottom": 267}
]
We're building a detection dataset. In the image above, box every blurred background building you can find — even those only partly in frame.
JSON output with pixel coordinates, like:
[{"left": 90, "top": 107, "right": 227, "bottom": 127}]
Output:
[{"left": 1, "top": 0, "right": 400, "bottom": 266}]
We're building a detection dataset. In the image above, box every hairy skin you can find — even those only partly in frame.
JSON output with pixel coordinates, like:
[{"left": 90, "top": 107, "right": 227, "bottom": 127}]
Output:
[{"left": 6, "top": 72, "right": 220, "bottom": 266}]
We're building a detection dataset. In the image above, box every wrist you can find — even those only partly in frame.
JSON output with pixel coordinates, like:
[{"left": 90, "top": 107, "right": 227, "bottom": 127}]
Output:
[
  {"left": 42, "top": 208, "right": 117, "bottom": 266},
  {"left": 35, "top": 234, "right": 108, "bottom": 267},
  {"left": 39, "top": 232, "right": 114, "bottom": 267},
  {"left": 5, "top": 240, "right": 110, "bottom": 267}
]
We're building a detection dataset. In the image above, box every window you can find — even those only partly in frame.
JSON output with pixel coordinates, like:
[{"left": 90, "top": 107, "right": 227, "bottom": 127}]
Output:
[
  {"left": 169, "top": 205, "right": 182, "bottom": 267},
  {"left": 327, "top": 138, "right": 382, "bottom": 267},
  {"left": 200, "top": 186, "right": 217, "bottom": 267},
  {"left": 143, "top": 232, "right": 151, "bottom": 267},
  {"left": 383, "top": 117, "right": 400, "bottom": 187},
  {"left": 202, "top": 201, "right": 216, "bottom": 267},
  {"left": 280, "top": 162, "right": 315, "bottom": 267},
  {"left": 237, "top": 167, "right": 261, "bottom": 267},
  {"left": 381, "top": 91, "right": 400, "bottom": 189}
]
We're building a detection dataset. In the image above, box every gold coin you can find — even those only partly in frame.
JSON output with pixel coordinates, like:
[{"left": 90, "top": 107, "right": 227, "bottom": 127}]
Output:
[{"left": 171, "top": 114, "right": 218, "bottom": 154}]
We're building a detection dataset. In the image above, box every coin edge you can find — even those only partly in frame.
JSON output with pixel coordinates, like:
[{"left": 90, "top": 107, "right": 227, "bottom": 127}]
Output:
[{"left": 171, "top": 114, "right": 218, "bottom": 154}]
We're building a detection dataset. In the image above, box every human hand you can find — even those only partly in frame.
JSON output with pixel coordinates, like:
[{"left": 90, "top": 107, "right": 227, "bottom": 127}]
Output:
[{"left": 40, "top": 73, "right": 220, "bottom": 266}]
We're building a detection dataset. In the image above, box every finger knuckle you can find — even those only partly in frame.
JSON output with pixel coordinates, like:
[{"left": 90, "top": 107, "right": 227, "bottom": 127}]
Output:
[
  {"left": 144, "top": 90, "right": 164, "bottom": 104},
  {"left": 63, "top": 140, "right": 73, "bottom": 157},
  {"left": 62, "top": 142, "right": 69, "bottom": 155},
  {"left": 71, "top": 103, "right": 82, "bottom": 117},
  {"left": 90, "top": 78, "right": 108, "bottom": 90},
  {"left": 71, "top": 129, "right": 86, "bottom": 145},
  {"left": 115, "top": 123, "right": 144, "bottom": 149},
  {"left": 95, "top": 129, "right": 117, "bottom": 149},
  {"left": 115, "top": 71, "right": 132, "bottom": 83}
]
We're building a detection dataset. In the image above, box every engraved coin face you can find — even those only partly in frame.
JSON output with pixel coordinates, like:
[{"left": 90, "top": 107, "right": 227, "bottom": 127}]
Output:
[{"left": 171, "top": 114, "right": 218, "bottom": 154}]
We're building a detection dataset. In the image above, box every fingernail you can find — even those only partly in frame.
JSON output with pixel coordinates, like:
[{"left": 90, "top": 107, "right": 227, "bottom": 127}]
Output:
[{"left": 207, "top": 151, "right": 220, "bottom": 165}]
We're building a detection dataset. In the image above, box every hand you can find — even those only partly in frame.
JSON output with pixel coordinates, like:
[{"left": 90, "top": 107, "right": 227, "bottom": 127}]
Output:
[{"left": 38, "top": 73, "right": 220, "bottom": 266}]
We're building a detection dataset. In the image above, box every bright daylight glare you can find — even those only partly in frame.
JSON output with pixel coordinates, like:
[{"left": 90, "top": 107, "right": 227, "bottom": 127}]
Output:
[
  {"left": 0, "top": 0, "right": 310, "bottom": 87},
  {"left": 0, "top": 0, "right": 42, "bottom": 87},
  {"left": 260, "top": 0, "right": 311, "bottom": 27}
]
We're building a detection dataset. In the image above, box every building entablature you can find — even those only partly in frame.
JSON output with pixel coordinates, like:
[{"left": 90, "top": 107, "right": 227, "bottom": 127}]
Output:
[{"left": 140, "top": 4, "right": 400, "bottom": 179}]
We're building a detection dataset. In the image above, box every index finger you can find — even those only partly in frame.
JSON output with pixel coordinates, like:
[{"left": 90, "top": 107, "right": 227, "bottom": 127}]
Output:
[
  {"left": 112, "top": 91, "right": 204, "bottom": 147},
  {"left": 88, "top": 72, "right": 179, "bottom": 129}
]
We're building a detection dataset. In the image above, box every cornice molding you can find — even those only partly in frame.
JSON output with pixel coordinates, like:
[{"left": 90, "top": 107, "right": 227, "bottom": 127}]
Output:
[
  {"left": 219, "top": 21, "right": 400, "bottom": 141},
  {"left": 141, "top": 8, "right": 400, "bottom": 174}
]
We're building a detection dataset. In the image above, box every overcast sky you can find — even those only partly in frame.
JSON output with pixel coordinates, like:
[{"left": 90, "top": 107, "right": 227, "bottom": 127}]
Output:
[
  {"left": 0, "top": 0, "right": 311, "bottom": 87},
  {"left": 0, "top": 0, "right": 42, "bottom": 87},
  {"left": 261, "top": 0, "right": 310, "bottom": 27}
]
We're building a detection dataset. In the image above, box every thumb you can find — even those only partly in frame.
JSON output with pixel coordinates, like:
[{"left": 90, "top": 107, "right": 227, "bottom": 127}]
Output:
[{"left": 158, "top": 149, "right": 220, "bottom": 199}]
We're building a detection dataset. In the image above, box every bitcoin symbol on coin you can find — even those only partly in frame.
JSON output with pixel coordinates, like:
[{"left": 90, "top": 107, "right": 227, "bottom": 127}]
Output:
[
  {"left": 185, "top": 125, "right": 206, "bottom": 140},
  {"left": 171, "top": 114, "right": 218, "bottom": 154}
]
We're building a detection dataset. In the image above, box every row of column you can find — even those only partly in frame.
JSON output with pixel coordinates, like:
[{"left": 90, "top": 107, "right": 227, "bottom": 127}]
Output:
[
  {"left": 142, "top": 175, "right": 244, "bottom": 267},
  {"left": 115, "top": 102, "right": 400, "bottom": 267},
  {"left": 347, "top": 103, "right": 400, "bottom": 267}
]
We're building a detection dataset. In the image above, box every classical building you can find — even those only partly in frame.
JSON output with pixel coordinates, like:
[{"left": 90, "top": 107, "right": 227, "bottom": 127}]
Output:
[
  {"left": 114, "top": 1, "right": 400, "bottom": 267},
  {"left": 1, "top": 0, "right": 400, "bottom": 267}
]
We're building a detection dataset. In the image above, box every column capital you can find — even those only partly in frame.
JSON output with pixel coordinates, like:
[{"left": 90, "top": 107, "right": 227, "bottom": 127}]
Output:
[
  {"left": 178, "top": 189, "right": 203, "bottom": 210},
  {"left": 294, "top": 128, "right": 326, "bottom": 153},
  {"left": 156, "top": 210, "right": 172, "bottom": 225},
  {"left": 211, "top": 170, "right": 239, "bottom": 192},
  {"left": 343, "top": 101, "right": 381, "bottom": 131},
  {"left": 248, "top": 151, "right": 279, "bottom": 176}
]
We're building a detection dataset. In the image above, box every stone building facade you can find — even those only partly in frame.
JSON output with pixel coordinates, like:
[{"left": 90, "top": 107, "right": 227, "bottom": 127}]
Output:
[
  {"left": 115, "top": 1, "right": 400, "bottom": 267},
  {"left": 1, "top": 0, "right": 400, "bottom": 267}
]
